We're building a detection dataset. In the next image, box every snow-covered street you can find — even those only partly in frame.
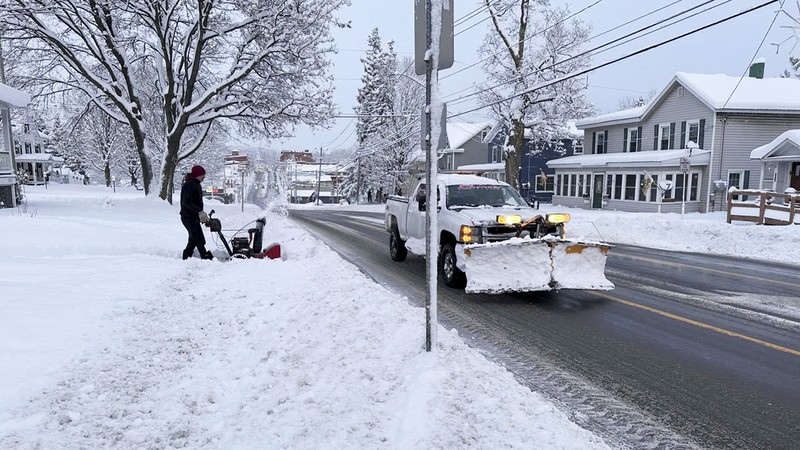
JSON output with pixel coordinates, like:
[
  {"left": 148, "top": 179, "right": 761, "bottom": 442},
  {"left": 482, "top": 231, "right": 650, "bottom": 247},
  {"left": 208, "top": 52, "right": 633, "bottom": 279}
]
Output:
[{"left": 0, "top": 184, "right": 608, "bottom": 449}]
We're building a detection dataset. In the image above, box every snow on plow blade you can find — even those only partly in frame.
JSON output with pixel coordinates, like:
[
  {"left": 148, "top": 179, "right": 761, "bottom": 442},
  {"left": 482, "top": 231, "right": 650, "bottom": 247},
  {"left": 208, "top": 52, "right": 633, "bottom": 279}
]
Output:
[{"left": 460, "top": 238, "right": 613, "bottom": 294}]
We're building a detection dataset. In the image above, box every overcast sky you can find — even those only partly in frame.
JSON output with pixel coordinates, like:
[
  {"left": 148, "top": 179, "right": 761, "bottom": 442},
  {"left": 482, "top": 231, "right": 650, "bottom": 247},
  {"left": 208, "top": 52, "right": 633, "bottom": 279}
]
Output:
[{"left": 276, "top": 0, "right": 798, "bottom": 153}]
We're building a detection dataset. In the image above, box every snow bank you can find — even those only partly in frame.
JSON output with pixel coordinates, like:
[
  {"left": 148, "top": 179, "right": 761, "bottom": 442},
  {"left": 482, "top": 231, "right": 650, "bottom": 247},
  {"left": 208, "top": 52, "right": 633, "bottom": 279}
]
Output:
[{"left": 0, "top": 184, "right": 607, "bottom": 449}]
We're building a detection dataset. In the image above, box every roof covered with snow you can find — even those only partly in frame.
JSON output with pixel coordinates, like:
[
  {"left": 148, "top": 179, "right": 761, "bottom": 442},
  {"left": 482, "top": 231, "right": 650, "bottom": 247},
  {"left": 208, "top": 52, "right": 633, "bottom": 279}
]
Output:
[
  {"left": 15, "top": 153, "right": 64, "bottom": 163},
  {"left": 577, "top": 72, "right": 800, "bottom": 129},
  {"left": 447, "top": 121, "right": 493, "bottom": 149},
  {"left": 575, "top": 105, "right": 646, "bottom": 128},
  {"left": 674, "top": 72, "right": 800, "bottom": 112},
  {"left": 547, "top": 149, "right": 710, "bottom": 169},
  {"left": 0, "top": 83, "right": 31, "bottom": 108},
  {"left": 750, "top": 129, "right": 800, "bottom": 160}
]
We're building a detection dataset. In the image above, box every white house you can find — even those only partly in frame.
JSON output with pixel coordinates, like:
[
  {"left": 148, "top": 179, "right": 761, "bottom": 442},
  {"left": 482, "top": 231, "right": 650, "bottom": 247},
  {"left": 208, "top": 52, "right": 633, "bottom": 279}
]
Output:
[{"left": 0, "top": 83, "right": 30, "bottom": 207}]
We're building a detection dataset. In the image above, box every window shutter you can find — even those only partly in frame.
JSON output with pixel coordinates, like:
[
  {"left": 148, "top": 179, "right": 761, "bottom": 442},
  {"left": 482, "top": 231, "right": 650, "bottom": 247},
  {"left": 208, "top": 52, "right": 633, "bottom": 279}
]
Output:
[
  {"left": 669, "top": 122, "right": 676, "bottom": 149},
  {"left": 623, "top": 128, "right": 629, "bottom": 152},
  {"left": 603, "top": 130, "right": 608, "bottom": 154},
  {"left": 698, "top": 119, "right": 706, "bottom": 148},
  {"left": 653, "top": 124, "right": 659, "bottom": 151},
  {"left": 637, "top": 126, "right": 643, "bottom": 151},
  {"left": 592, "top": 131, "right": 596, "bottom": 154},
  {"left": 680, "top": 121, "right": 686, "bottom": 149}
]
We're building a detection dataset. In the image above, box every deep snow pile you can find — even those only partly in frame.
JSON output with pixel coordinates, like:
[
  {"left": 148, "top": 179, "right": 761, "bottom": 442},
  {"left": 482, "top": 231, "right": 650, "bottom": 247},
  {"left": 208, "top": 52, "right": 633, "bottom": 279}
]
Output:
[{"left": 0, "top": 184, "right": 608, "bottom": 449}]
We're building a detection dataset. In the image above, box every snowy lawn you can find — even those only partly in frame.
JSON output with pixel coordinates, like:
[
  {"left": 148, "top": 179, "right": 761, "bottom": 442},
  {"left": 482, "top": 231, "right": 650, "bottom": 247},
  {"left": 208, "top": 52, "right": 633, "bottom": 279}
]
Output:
[{"left": 0, "top": 184, "right": 608, "bottom": 449}]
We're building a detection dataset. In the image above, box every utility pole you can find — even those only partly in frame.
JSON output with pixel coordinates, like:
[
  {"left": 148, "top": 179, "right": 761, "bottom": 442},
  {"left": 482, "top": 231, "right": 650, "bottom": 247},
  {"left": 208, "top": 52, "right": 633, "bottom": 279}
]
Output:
[
  {"left": 0, "top": 36, "right": 6, "bottom": 83},
  {"left": 316, "top": 147, "right": 323, "bottom": 205},
  {"left": 355, "top": 150, "right": 361, "bottom": 204},
  {"left": 240, "top": 167, "right": 245, "bottom": 212}
]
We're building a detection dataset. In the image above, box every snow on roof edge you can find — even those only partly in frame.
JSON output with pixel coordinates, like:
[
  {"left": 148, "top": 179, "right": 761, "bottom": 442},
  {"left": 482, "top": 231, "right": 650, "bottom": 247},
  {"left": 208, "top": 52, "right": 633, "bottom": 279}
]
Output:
[{"left": 0, "top": 83, "right": 31, "bottom": 108}]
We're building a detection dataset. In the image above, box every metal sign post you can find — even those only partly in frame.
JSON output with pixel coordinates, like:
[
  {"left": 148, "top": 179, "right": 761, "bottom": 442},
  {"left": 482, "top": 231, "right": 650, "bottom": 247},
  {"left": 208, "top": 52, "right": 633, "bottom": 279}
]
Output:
[
  {"left": 415, "top": 0, "right": 453, "bottom": 352},
  {"left": 680, "top": 156, "right": 690, "bottom": 217}
]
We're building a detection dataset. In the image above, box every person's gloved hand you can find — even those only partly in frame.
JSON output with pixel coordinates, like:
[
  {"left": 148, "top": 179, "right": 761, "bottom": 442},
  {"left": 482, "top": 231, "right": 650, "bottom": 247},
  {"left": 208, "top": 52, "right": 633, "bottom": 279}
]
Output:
[{"left": 199, "top": 211, "right": 210, "bottom": 223}]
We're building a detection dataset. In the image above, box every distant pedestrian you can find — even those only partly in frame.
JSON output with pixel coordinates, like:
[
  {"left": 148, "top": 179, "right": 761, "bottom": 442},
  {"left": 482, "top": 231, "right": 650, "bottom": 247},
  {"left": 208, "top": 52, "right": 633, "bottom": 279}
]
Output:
[{"left": 180, "top": 165, "right": 213, "bottom": 260}]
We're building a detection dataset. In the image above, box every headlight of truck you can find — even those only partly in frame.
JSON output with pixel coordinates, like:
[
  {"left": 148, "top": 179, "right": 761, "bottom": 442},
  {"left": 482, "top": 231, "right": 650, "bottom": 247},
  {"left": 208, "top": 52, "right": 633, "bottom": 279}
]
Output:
[
  {"left": 496, "top": 215, "right": 522, "bottom": 225},
  {"left": 460, "top": 225, "right": 475, "bottom": 243},
  {"left": 546, "top": 213, "right": 571, "bottom": 224}
]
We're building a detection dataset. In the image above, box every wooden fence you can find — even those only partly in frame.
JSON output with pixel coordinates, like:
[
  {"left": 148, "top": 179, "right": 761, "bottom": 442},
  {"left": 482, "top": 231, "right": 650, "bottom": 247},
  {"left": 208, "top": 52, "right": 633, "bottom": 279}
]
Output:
[{"left": 727, "top": 190, "right": 799, "bottom": 225}]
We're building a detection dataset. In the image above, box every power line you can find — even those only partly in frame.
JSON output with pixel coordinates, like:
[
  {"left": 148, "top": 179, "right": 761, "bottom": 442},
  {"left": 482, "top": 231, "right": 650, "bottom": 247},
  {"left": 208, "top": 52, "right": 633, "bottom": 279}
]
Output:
[
  {"left": 444, "top": 0, "right": 714, "bottom": 101},
  {"left": 721, "top": 1, "right": 785, "bottom": 109},
  {"left": 443, "top": 0, "right": 612, "bottom": 81},
  {"left": 320, "top": 118, "right": 355, "bottom": 148},
  {"left": 449, "top": 0, "right": 779, "bottom": 119},
  {"left": 446, "top": 0, "right": 732, "bottom": 107},
  {"left": 454, "top": 0, "right": 517, "bottom": 37}
]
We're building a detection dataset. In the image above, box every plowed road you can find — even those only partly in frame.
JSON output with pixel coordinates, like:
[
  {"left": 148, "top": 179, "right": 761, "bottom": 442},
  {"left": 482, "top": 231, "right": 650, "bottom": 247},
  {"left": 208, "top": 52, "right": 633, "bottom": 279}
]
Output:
[{"left": 291, "top": 209, "right": 800, "bottom": 449}]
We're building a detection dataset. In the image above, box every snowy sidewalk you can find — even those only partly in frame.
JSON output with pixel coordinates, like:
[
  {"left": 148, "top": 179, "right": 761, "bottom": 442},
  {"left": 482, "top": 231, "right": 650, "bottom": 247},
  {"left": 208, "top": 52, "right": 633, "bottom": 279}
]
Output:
[{"left": 0, "top": 184, "right": 607, "bottom": 449}]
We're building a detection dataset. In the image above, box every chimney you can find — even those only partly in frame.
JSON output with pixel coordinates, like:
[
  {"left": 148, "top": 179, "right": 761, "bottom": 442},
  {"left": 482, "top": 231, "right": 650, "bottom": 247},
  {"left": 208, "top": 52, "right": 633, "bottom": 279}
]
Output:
[{"left": 749, "top": 58, "right": 766, "bottom": 79}]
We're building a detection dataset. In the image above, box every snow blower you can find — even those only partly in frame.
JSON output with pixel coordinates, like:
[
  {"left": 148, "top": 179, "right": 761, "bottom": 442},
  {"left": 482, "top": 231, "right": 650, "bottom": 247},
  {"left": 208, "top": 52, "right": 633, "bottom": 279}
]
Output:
[{"left": 205, "top": 210, "right": 282, "bottom": 260}]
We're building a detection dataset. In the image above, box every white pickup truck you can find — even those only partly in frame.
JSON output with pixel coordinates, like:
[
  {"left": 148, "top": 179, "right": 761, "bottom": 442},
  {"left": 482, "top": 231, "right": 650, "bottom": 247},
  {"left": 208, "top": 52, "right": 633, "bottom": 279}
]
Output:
[{"left": 384, "top": 174, "right": 613, "bottom": 293}]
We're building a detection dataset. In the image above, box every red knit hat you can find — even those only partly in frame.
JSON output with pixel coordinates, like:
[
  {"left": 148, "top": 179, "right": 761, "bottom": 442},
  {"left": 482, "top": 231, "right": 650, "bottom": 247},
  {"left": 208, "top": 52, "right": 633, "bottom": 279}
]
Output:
[{"left": 189, "top": 165, "right": 206, "bottom": 178}]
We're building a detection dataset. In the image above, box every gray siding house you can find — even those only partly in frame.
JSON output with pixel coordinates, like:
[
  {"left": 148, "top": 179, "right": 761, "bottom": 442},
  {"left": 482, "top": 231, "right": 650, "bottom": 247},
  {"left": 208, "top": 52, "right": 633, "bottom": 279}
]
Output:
[
  {"left": 438, "top": 121, "right": 493, "bottom": 171},
  {"left": 547, "top": 67, "right": 800, "bottom": 213}
]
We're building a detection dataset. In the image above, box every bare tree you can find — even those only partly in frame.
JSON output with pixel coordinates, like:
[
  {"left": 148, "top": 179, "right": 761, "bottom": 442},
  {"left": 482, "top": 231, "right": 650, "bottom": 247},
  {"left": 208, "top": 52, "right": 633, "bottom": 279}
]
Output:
[
  {"left": 3, "top": 0, "right": 347, "bottom": 202},
  {"left": 617, "top": 89, "right": 657, "bottom": 110},
  {"left": 480, "top": 0, "right": 594, "bottom": 190}
]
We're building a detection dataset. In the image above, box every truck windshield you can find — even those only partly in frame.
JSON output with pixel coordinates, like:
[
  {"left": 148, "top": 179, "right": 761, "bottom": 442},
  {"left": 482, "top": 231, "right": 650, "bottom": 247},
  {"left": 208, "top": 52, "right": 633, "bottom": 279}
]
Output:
[{"left": 447, "top": 184, "right": 528, "bottom": 208}]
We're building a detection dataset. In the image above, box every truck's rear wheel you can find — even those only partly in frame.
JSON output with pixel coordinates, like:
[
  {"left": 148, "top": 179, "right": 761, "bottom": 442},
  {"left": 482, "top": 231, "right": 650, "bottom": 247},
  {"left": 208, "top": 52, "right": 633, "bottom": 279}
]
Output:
[
  {"left": 389, "top": 227, "right": 407, "bottom": 262},
  {"left": 440, "top": 243, "right": 467, "bottom": 288}
]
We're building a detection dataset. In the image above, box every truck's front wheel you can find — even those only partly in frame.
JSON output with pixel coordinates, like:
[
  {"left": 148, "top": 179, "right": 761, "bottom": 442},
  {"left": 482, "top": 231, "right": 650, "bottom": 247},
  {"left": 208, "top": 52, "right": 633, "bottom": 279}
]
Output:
[
  {"left": 389, "top": 227, "right": 408, "bottom": 262},
  {"left": 439, "top": 243, "right": 467, "bottom": 288}
]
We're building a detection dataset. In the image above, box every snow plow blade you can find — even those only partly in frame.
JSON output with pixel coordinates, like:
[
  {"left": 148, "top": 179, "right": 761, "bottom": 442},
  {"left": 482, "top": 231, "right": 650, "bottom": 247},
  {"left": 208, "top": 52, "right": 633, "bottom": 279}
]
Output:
[{"left": 459, "top": 238, "right": 613, "bottom": 294}]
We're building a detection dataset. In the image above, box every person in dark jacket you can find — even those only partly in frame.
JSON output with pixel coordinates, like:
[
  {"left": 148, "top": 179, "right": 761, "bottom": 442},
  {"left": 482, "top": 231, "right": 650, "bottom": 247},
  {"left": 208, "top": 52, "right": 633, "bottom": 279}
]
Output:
[{"left": 180, "top": 165, "right": 213, "bottom": 260}]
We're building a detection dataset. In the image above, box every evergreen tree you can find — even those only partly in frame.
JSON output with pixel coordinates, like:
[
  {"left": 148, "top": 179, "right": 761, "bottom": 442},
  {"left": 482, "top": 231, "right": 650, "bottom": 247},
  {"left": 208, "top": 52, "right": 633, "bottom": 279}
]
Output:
[{"left": 341, "top": 28, "right": 398, "bottom": 203}]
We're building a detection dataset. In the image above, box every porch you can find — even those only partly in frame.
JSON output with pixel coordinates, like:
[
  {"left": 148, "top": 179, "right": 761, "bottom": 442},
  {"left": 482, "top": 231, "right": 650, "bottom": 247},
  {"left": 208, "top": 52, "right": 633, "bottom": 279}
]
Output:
[
  {"left": 750, "top": 130, "right": 800, "bottom": 194},
  {"left": 547, "top": 149, "right": 711, "bottom": 213},
  {"left": 15, "top": 153, "right": 64, "bottom": 185}
]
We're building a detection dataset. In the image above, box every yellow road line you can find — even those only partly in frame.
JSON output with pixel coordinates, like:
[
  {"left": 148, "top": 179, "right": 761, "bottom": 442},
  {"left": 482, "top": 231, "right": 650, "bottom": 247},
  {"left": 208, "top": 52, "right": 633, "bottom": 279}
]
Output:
[
  {"left": 614, "top": 252, "right": 800, "bottom": 289},
  {"left": 590, "top": 291, "right": 800, "bottom": 357}
]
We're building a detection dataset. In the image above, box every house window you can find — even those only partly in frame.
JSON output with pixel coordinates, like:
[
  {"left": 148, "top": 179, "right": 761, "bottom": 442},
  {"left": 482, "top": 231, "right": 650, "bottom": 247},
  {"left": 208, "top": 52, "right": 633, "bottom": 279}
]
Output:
[
  {"left": 728, "top": 170, "right": 746, "bottom": 201},
  {"left": 34, "top": 144, "right": 41, "bottom": 154},
  {"left": 556, "top": 175, "right": 562, "bottom": 195},
  {"left": 658, "top": 124, "right": 670, "bottom": 150},
  {"left": 24, "top": 142, "right": 32, "bottom": 154},
  {"left": 625, "top": 174, "right": 637, "bottom": 200},
  {"left": 675, "top": 172, "right": 686, "bottom": 201},
  {"left": 14, "top": 141, "right": 21, "bottom": 155},
  {"left": 690, "top": 173, "right": 699, "bottom": 201},
  {"left": 561, "top": 174, "right": 568, "bottom": 196},
  {"left": 649, "top": 174, "right": 659, "bottom": 202},
  {"left": 663, "top": 174, "right": 674, "bottom": 200},
  {"left": 605, "top": 174, "right": 613, "bottom": 198},
  {"left": 573, "top": 139, "right": 584, "bottom": 155},
  {"left": 614, "top": 174, "right": 623, "bottom": 200},
  {"left": 535, "top": 175, "right": 555, "bottom": 192},
  {"left": 627, "top": 127, "right": 640, "bottom": 152},
  {"left": 594, "top": 132, "right": 606, "bottom": 154},
  {"left": 23, "top": 124, "right": 30, "bottom": 133},
  {"left": 686, "top": 120, "right": 700, "bottom": 147},
  {"left": 491, "top": 146, "right": 503, "bottom": 163},
  {"left": 569, "top": 174, "right": 577, "bottom": 196}
]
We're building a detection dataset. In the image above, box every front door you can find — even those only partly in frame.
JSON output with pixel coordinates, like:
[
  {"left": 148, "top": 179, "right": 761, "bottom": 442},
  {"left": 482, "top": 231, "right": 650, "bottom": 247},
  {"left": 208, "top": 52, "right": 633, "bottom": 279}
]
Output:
[
  {"left": 791, "top": 162, "right": 800, "bottom": 191},
  {"left": 592, "top": 173, "right": 604, "bottom": 209}
]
